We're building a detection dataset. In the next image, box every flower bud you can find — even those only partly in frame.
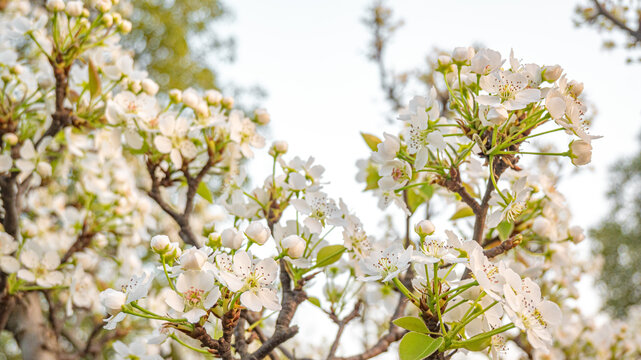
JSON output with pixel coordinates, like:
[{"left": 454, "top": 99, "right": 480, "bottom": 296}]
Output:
[
  {"left": 99, "top": 289, "right": 126, "bottom": 315},
  {"left": 82, "top": 8, "right": 90, "bottom": 17},
  {"left": 254, "top": 109, "right": 270, "bottom": 125},
  {"left": 128, "top": 79, "right": 141, "bottom": 94},
  {"left": 37, "top": 162, "right": 52, "bottom": 177},
  {"left": 437, "top": 55, "right": 452, "bottom": 67},
  {"left": 112, "top": 12, "right": 122, "bottom": 24},
  {"left": 221, "top": 96, "right": 234, "bottom": 108},
  {"left": 96, "top": 0, "right": 112, "bottom": 13},
  {"left": 542, "top": 65, "right": 562, "bottom": 82},
  {"left": 569, "top": 226, "right": 585, "bottom": 244},
  {"left": 282, "top": 235, "right": 306, "bottom": 258},
  {"left": 195, "top": 102, "right": 209, "bottom": 118},
  {"left": 208, "top": 232, "right": 222, "bottom": 247},
  {"left": 179, "top": 248, "right": 207, "bottom": 270},
  {"left": 205, "top": 90, "right": 222, "bottom": 105},
  {"left": 567, "top": 80, "right": 584, "bottom": 97},
  {"left": 46, "top": 0, "right": 65, "bottom": 12},
  {"left": 221, "top": 228, "right": 244, "bottom": 250},
  {"left": 94, "top": 233, "right": 108, "bottom": 248},
  {"left": 66, "top": 1, "right": 84, "bottom": 17},
  {"left": 452, "top": 47, "right": 474, "bottom": 64},
  {"left": 182, "top": 91, "right": 200, "bottom": 109},
  {"left": 269, "top": 140, "right": 288, "bottom": 156},
  {"left": 102, "top": 13, "right": 113, "bottom": 27},
  {"left": 119, "top": 20, "right": 132, "bottom": 34},
  {"left": 414, "top": 219, "right": 435, "bottom": 237},
  {"left": 245, "top": 222, "right": 271, "bottom": 245},
  {"left": 150, "top": 235, "right": 170, "bottom": 254},
  {"left": 569, "top": 140, "right": 592, "bottom": 166},
  {"left": 142, "top": 79, "right": 159, "bottom": 96},
  {"left": 166, "top": 243, "right": 180, "bottom": 259},
  {"left": 531, "top": 217, "right": 552, "bottom": 237},
  {"left": 169, "top": 89, "right": 182, "bottom": 103},
  {"left": 2, "top": 133, "right": 18, "bottom": 146}
]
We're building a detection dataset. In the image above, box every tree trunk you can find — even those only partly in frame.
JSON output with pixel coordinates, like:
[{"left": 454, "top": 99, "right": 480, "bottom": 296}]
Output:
[{"left": 7, "top": 292, "right": 60, "bottom": 360}]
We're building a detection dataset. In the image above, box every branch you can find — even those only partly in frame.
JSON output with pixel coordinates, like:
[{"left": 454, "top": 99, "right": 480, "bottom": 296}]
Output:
[
  {"left": 483, "top": 235, "right": 522, "bottom": 258},
  {"left": 326, "top": 301, "right": 362, "bottom": 359},
  {"left": 441, "top": 167, "right": 481, "bottom": 214},
  {"left": 61, "top": 219, "right": 95, "bottom": 263},
  {"left": 591, "top": 0, "right": 641, "bottom": 43}
]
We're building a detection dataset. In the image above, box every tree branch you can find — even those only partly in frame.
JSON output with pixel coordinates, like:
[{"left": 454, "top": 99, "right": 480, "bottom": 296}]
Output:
[
  {"left": 591, "top": 0, "right": 641, "bottom": 43},
  {"left": 326, "top": 301, "right": 362, "bottom": 359},
  {"left": 483, "top": 235, "right": 522, "bottom": 258}
]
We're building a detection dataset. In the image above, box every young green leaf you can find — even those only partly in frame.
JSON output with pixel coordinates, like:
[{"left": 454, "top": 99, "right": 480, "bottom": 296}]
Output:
[
  {"left": 398, "top": 332, "right": 444, "bottom": 360},
  {"left": 392, "top": 316, "right": 430, "bottom": 333}
]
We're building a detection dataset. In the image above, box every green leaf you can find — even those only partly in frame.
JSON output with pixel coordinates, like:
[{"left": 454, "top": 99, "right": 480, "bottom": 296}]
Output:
[
  {"left": 398, "top": 332, "right": 443, "bottom": 360},
  {"left": 307, "top": 296, "right": 321, "bottom": 308},
  {"left": 460, "top": 336, "right": 492, "bottom": 351},
  {"left": 360, "top": 132, "right": 382, "bottom": 152},
  {"left": 406, "top": 184, "right": 433, "bottom": 214},
  {"left": 496, "top": 220, "right": 514, "bottom": 241},
  {"left": 88, "top": 60, "right": 101, "bottom": 99},
  {"left": 197, "top": 181, "right": 214, "bottom": 204},
  {"left": 450, "top": 206, "right": 474, "bottom": 220},
  {"left": 364, "top": 164, "right": 380, "bottom": 191},
  {"left": 392, "top": 316, "right": 429, "bottom": 333},
  {"left": 315, "top": 245, "right": 346, "bottom": 268}
]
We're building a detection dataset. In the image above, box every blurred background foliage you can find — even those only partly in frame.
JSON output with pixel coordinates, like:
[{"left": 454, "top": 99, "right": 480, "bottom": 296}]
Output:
[{"left": 123, "top": 0, "right": 234, "bottom": 90}]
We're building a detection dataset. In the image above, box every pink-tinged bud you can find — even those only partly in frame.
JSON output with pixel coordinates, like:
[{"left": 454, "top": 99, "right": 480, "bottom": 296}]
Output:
[
  {"left": 414, "top": 219, "right": 435, "bottom": 237},
  {"left": 282, "top": 235, "right": 306, "bottom": 258},
  {"left": 254, "top": 109, "right": 270, "bottom": 125},
  {"left": 221, "top": 228, "right": 244, "bottom": 250},
  {"left": 142, "top": 79, "right": 159, "bottom": 96},
  {"left": 569, "top": 226, "right": 585, "bottom": 243},
  {"left": 269, "top": 140, "right": 288, "bottom": 156},
  {"left": 245, "top": 222, "right": 270, "bottom": 245},
  {"left": 542, "top": 65, "right": 562, "bottom": 82},
  {"left": 569, "top": 140, "right": 592, "bottom": 166},
  {"left": 2, "top": 133, "right": 18, "bottom": 146}
]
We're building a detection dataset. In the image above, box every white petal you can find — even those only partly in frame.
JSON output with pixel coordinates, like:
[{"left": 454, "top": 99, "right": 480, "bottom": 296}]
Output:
[
  {"left": 153, "top": 136, "right": 172, "bottom": 154},
  {"left": 240, "top": 291, "right": 262, "bottom": 311},
  {"left": 184, "top": 308, "right": 207, "bottom": 323},
  {"left": 19, "top": 140, "right": 36, "bottom": 160},
  {"left": 164, "top": 291, "right": 184, "bottom": 312},
  {"left": 0, "top": 256, "right": 19, "bottom": 273},
  {"left": 0, "top": 154, "right": 12, "bottom": 173},
  {"left": 255, "top": 259, "right": 278, "bottom": 285},
  {"left": 170, "top": 149, "right": 182, "bottom": 168},
  {"left": 257, "top": 288, "right": 281, "bottom": 311}
]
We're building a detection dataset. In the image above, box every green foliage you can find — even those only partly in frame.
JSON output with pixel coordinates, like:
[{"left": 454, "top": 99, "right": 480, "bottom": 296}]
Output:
[
  {"left": 125, "top": 0, "right": 234, "bottom": 90},
  {"left": 398, "top": 332, "right": 443, "bottom": 360},
  {"left": 591, "top": 140, "right": 641, "bottom": 317},
  {"left": 392, "top": 316, "right": 430, "bottom": 333},
  {"left": 315, "top": 245, "right": 347, "bottom": 268}
]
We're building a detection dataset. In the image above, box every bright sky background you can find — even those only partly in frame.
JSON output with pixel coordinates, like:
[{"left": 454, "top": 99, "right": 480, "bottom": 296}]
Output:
[{"left": 213, "top": 0, "right": 641, "bottom": 357}]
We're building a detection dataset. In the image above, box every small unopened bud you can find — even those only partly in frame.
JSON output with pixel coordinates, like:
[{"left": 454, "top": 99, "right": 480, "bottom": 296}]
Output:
[
  {"left": 112, "top": 12, "right": 122, "bottom": 24},
  {"left": 569, "top": 140, "right": 592, "bottom": 166},
  {"left": 150, "top": 235, "right": 171, "bottom": 254},
  {"left": 128, "top": 79, "right": 141, "bottom": 94},
  {"left": 166, "top": 242, "right": 181, "bottom": 259},
  {"left": 118, "top": 20, "right": 132, "bottom": 34},
  {"left": 205, "top": 89, "right": 222, "bottom": 105},
  {"left": 282, "top": 235, "right": 306, "bottom": 258},
  {"left": 195, "top": 102, "right": 209, "bottom": 118},
  {"left": 82, "top": 8, "right": 90, "bottom": 17},
  {"left": 182, "top": 91, "right": 200, "bottom": 109},
  {"left": 221, "top": 96, "right": 234, "bottom": 108},
  {"left": 96, "top": 0, "right": 112, "bottom": 13},
  {"left": 269, "top": 140, "right": 288, "bottom": 156},
  {"left": 66, "top": 1, "right": 84, "bottom": 17},
  {"left": 179, "top": 248, "right": 207, "bottom": 270},
  {"left": 452, "top": 47, "right": 474, "bottom": 64},
  {"left": 142, "top": 79, "right": 159, "bottom": 96},
  {"left": 569, "top": 226, "right": 585, "bottom": 244},
  {"left": 254, "top": 108, "right": 270, "bottom": 125},
  {"left": 169, "top": 89, "right": 182, "bottom": 103},
  {"left": 2, "top": 133, "right": 18, "bottom": 146},
  {"left": 102, "top": 13, "right": 113, "bottom": 27},
  {"left": 93, "top": 233, "right": 108, "bottom": 248},
  {"left": 99, "top": 289, "right": 126, "bottom": 315},
  {"left": 414, "top": 219, "right": 435, "bottom": 237},
  {"left": 245, "top": 222, "right": 270, "bottom": 245},
  {"left": 46, "top": 0, "right": 65, "bottom": 12},
  {"left": 542, "top": 65, "right": 562, "bottom": 82},
  {"left": 208, "top": 232, "right": 221, "bottom": 248},
  {"left": 438, "top": 55, "right": 452, "bottom": 67},
  {"left": 221, "top": 228, "right": 244, "bottom": 250},
  {"left": 567, "top": 80, "right": 584, "bottom": 97}
]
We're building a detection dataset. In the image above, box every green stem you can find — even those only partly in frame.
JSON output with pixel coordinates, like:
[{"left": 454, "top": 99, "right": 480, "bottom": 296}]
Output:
[
  {"left": 170, "top": 334, "right": 213, "bottom": 355},
  {"left": 392, "top": 277, "right": 419, "bottom": 306},
  {"left": 452, "top": 323, "right": 515, "bottom": 348},
  {"left": 162, "top": 257, "right": 177, "bottom": 292}
]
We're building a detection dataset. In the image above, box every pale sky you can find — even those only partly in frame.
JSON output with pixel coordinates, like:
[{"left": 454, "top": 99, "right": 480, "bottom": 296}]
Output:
[{"left": 213, "top": 0, "right": 641, "bottom": 357}]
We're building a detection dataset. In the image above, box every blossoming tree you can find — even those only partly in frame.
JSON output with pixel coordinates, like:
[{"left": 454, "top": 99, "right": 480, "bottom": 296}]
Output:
[{"left": 0, "top": 1, "right": 637, "bottom": 360}]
